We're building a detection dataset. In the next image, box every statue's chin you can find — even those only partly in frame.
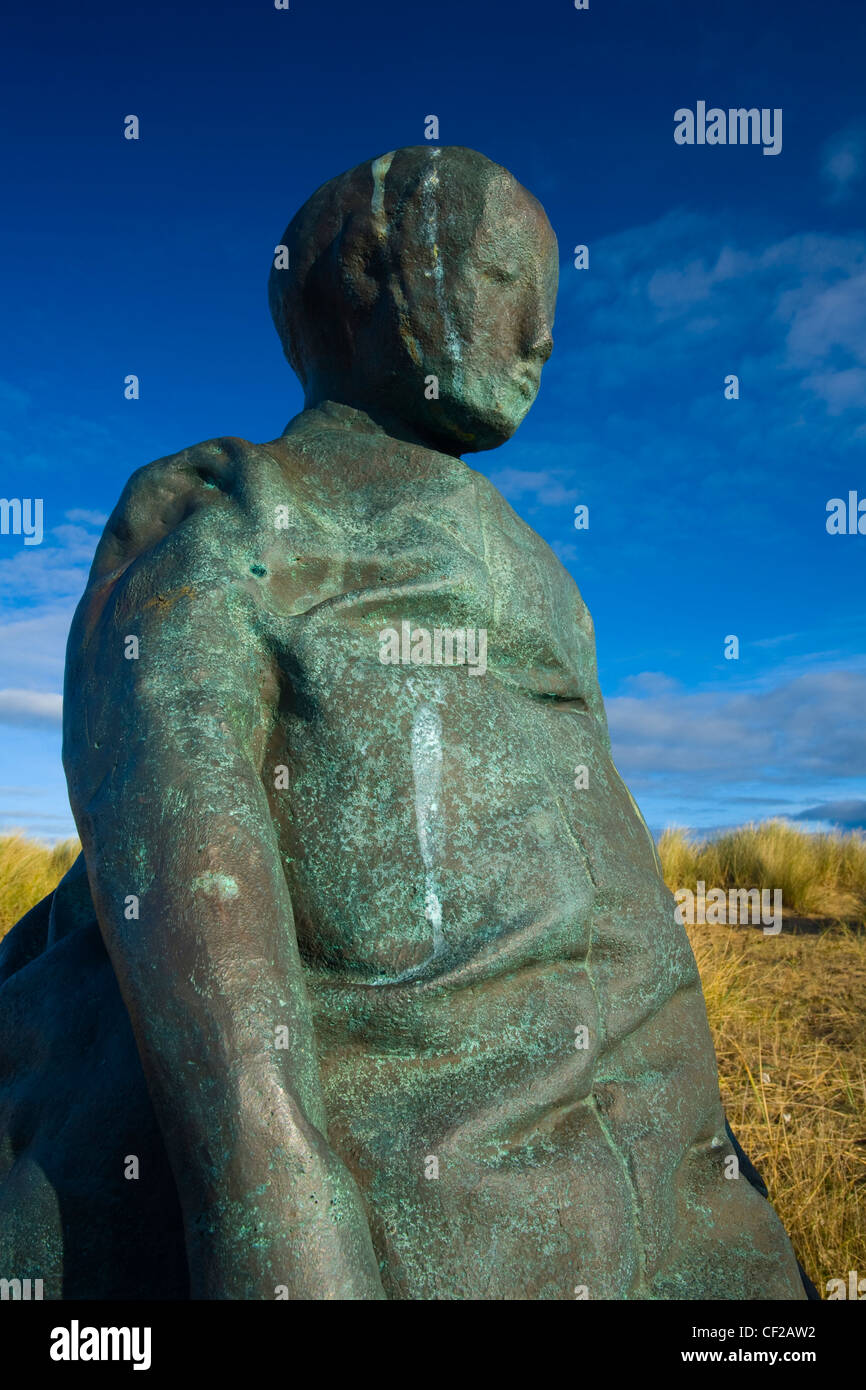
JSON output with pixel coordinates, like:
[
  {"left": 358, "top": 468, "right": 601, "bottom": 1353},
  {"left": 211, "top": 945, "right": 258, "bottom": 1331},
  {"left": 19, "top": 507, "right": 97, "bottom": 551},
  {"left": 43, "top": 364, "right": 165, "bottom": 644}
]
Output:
[
  {"left": 423, "top": 389, "right": 533, "bottom": 455},
  {"left": 458, "top": 421, "right": 518, "bottom": 454}
]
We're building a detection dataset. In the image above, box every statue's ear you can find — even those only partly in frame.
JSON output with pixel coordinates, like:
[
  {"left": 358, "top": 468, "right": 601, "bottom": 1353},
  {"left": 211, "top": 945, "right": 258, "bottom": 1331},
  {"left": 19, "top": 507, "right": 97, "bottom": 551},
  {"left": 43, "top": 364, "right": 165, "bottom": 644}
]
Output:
[{"left": 337, "top": 211, "right": 386, "bottom": 312}]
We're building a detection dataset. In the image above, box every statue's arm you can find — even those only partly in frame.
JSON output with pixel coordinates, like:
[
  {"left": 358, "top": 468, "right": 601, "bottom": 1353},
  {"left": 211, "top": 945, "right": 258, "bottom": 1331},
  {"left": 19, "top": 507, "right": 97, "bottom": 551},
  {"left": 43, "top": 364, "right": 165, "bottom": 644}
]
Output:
[{"left": 62, "top": 483, "right": 384, "bottom": 1300}]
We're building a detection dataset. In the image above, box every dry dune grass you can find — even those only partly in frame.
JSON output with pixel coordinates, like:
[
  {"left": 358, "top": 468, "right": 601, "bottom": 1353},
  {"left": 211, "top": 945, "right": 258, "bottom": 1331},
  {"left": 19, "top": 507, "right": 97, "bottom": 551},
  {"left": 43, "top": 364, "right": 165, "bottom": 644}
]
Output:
[
  {"left": 662, "top": 822, "right": 866, "bottom": 1295},
  {"left": 0, "top": 831, "right": 79, "bottom": 939},
  {"left": 686, "top": 919, "right": 865, "bottom": 1297},
  {"left": 659, "top": 819, "right": 866, "bottom": 923},
  {"left": 0, "top": 822, "right": 863, "bottom": 1296}
]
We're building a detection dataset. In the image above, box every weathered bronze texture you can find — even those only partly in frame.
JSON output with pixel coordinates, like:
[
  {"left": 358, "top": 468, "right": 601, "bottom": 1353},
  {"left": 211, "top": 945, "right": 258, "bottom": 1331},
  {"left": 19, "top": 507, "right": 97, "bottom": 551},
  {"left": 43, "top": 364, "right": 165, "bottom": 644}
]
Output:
[{"left": 0, "top": 147, "right": 807, "bottom": 1300}]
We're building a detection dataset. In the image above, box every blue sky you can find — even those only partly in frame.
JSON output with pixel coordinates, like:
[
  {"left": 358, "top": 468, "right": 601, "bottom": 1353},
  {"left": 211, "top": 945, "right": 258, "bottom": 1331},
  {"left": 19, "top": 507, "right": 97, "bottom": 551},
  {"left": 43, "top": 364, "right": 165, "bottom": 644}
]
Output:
[{"left": 1, "top": 0, "right": 865, "bottom": 840}]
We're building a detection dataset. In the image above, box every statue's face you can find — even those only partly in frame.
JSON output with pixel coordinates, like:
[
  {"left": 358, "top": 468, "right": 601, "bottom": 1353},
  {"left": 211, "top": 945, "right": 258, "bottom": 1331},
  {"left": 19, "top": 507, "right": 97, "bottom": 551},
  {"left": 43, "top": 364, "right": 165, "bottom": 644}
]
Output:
[
  {"left": 395, "top": 176, "right": 559, "bottom": 453},
  {"left": 282, "top": 151, "right": 559, "bottom": 456}
]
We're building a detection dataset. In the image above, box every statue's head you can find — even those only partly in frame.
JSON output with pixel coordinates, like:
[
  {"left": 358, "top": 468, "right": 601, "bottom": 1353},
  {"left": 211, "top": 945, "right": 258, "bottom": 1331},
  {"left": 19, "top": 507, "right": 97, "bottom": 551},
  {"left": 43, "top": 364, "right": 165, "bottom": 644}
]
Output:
[{"left": 269, "top": 146, "right": 558, "bottom": 454}]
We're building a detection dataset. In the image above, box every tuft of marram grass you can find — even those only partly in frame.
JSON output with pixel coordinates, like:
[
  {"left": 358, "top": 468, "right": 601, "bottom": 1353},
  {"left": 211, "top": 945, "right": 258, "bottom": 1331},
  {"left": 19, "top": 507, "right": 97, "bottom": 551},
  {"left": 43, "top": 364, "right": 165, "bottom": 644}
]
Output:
[
  {"left": 0, "top": 831, "right": 79, "bottom": 939},
  {"left": 659, "top": 819, "right": 866, "bottom": 922}
]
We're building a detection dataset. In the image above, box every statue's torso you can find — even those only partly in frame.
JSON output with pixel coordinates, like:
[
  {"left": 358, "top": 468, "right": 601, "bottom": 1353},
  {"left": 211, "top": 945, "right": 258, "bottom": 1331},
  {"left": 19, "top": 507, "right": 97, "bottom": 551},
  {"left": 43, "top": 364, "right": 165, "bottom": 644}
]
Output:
[
  {"left": 149, "top": 429, "right": 796, "bottom": 1298},
  {"left": 181, "top": 430, "right": 677, "bottom": 1000},
  {"left": 0, "top": 426, "right": 805, "bottom": 1300}
]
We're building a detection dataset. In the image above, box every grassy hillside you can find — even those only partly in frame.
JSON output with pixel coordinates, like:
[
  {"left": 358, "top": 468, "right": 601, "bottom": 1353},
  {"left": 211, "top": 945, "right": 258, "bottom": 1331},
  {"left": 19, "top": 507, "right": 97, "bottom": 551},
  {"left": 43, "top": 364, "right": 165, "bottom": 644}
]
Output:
[{"left": 1, "top": 821, "right": 864, "bottom": 1296}]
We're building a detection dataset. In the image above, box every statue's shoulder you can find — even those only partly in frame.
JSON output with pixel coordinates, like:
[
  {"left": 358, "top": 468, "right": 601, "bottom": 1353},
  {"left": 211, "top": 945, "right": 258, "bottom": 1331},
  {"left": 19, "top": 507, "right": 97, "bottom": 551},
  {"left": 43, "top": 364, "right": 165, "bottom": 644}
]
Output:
[
  {"left": 86, "top": 435, "right": 284, "bottom": 588},
  {"left": 468, "top": 464, "right": 594, "bottom": 630},
  {"left": 469, "top": 466, "right": 572, "bottom": 566}
]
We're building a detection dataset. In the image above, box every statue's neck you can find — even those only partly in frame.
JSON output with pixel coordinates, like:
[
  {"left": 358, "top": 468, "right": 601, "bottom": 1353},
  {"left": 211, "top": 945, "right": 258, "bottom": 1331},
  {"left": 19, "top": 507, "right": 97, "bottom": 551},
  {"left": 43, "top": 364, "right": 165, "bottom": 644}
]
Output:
[
  {"left": 287, "top": 396, "right": 464, "bottom": 459},
  {"left": 281, "top": 400, "right": 467, "bottom": 484}
]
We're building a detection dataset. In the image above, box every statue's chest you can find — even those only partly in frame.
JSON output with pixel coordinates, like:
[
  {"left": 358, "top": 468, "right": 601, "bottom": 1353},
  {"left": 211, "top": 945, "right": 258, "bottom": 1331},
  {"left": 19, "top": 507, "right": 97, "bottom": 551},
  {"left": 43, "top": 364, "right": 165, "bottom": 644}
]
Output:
[{"left": 258, "top": 495, "right": 590, "bottom": 709}]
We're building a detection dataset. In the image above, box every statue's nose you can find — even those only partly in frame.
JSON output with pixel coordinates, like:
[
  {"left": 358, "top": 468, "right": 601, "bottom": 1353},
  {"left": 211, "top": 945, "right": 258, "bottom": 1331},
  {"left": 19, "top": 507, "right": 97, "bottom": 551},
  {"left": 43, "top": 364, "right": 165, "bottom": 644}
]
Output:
[{"left": 530, "top": 327, "right": 554, "bottom": 364}]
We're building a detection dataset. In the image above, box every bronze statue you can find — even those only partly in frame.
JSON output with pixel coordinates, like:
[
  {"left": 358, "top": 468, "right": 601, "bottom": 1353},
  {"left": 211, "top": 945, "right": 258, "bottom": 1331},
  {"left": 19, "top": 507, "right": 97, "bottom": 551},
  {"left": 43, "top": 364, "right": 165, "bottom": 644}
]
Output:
[{"left": 0, "top": 146, "right": 808, "bottom": 1299}]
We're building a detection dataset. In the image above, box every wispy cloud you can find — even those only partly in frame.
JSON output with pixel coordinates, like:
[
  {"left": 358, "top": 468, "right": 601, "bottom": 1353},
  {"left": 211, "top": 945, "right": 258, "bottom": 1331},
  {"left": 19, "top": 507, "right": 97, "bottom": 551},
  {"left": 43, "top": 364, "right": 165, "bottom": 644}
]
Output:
[
  {"left": 0, "top": 507, "right": 101, "bottom": 733},
  {"left": 0, "top": 507, "right": 101, "bottom": 605},
  {"left": 820, "top": 126, "right": 866, "bottom": 203},
  {"left": 0, "top": 689, "right": 63, "bottom": 725},
  {"left": 0, "top": 610, "right": 69, "bottom": 690},
  {"left": 552, "top": 214, "right": 866, "bottom": 429},
  {"left": 793, "top": 799, "right": 866, "bottom": 830},
  {"left": 65, "top": 508, "right": 109, "bottom": 527},
  {"left": 491, "top": 210, "right": 866, "bottom": 587},
  {"left": 608, "top": 668, "right": 866, "bottom": 784},
  {"left": 486, "top": 465, "right": 575, "bottom": 508}
]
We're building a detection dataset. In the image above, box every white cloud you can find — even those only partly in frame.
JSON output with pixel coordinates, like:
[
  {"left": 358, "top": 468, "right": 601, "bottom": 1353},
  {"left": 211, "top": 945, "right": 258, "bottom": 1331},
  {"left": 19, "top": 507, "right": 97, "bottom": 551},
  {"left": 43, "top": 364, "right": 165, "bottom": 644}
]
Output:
[
  {"left": 0, "top": 689, "right": 62, "bottom": 725},
  {"left": 0, "top": 507, "right": 103, "bottom": 603},
  {"left": 608, "top": 668, "right": 866, "bottom": 782}
]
